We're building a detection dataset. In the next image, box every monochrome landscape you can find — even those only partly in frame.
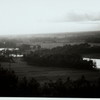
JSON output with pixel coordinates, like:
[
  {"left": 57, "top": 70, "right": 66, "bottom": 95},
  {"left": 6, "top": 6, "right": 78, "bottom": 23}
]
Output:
[{"left": 0, "top": 0, "right": 100, "bottom": 98}]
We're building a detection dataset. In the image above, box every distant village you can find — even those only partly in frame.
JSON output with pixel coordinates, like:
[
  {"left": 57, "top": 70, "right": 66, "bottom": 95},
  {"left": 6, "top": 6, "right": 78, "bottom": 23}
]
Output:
[{"left": 0, "top": 42, "right": 41, "bottom": 58}]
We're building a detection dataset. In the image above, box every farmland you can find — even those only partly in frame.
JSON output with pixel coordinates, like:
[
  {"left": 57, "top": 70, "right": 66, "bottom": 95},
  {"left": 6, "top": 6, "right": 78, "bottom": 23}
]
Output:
[
  {"left": 1, "top": 31, "right": 100, "bottom": 83},
  {"left": 1, "top": 57, "right": 100, "bottom": 83}
]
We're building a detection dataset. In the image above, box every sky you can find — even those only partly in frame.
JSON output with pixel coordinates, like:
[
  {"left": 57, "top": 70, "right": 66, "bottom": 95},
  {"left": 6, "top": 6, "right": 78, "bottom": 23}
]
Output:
[{"left": 0, "top": 0, "right": 100, "bottom": 35}]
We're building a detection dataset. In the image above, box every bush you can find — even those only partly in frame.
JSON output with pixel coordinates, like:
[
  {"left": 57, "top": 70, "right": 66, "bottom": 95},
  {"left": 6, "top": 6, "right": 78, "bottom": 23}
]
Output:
[{"left": 0, "top": 67, "right": 18, "bottom": 96}]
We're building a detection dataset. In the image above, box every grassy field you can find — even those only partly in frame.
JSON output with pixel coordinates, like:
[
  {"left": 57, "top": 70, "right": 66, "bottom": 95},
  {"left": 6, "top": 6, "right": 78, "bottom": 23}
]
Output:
[{"left": 1, "top": 58, "right": 100, "bottom": 83}]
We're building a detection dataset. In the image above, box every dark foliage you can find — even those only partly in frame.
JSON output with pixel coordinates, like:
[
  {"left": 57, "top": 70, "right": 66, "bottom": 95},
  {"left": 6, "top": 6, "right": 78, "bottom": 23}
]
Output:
[
  {"left": 23, "top": 43, "right": 96, "bottom": 69},
  {"left": 0, "top": 67, "right": 18, "bottom": 96},
  {"left": 0, "top": 66, "right": 100, "bottom": 97},
  {"left": 0, "top": 55, "right": 15, "bottom": 63}
]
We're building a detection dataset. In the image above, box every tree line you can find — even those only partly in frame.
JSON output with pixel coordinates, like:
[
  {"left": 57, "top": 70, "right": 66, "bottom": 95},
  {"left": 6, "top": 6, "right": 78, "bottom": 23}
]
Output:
[
  {"left": 0, "top": 66, "right": 100, "bottom": 97},
  {"left": 23, "top": 43, "right": 97, "bottom": 69}
]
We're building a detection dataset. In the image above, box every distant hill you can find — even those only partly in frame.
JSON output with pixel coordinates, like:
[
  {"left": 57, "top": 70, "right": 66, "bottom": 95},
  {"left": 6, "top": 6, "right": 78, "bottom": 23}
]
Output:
[
  {"left": 0, "top": 31, "right": 100, "bottom": 45},
  {"left": 0, "top": 31, "right": 100, "bottom": 39}
]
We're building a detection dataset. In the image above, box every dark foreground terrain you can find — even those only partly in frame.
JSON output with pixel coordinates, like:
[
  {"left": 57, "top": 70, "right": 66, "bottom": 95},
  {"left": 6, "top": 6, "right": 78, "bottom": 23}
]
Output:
[
  {"left": 2, "top": 58, "right": 100, "bottom": 83},
  {"left": 0, "top": 62, "right": 100, "bottom": 97}
]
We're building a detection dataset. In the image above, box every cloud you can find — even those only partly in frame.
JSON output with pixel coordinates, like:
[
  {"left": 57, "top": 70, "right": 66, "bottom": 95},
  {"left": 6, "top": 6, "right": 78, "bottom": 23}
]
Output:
[
  {"left": 65, "top": 12, "right": 100, "bottom": 22},
  {"left": 0, "top": 0, "right": 100, "bottom": 35}
]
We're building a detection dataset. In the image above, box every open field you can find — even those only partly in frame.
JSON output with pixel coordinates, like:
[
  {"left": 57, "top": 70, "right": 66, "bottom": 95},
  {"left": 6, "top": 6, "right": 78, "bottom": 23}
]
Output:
[{"left": 1, "top": 58, "right": 100, "bottom": 83}]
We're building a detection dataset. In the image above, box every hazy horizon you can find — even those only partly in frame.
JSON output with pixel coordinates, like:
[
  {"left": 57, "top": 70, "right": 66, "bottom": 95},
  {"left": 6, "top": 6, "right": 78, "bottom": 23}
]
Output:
[{"left": 0, "top": 0, "right": 100, "bottom": 35}]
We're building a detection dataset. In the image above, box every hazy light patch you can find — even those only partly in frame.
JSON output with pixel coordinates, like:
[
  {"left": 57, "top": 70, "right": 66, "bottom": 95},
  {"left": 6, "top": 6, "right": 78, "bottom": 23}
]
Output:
[
  {"left": 0, "top": 0, "right": 100, "bottom": 35},
  {"left": 0, "top": 21, "right": 99, "bottom": 35}
]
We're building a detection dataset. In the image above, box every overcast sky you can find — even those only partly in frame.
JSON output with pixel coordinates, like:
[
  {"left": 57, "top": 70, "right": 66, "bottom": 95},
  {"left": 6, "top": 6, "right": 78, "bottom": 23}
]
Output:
[{"left": 0, "top": 0, "right": 100, "bottom": 35}]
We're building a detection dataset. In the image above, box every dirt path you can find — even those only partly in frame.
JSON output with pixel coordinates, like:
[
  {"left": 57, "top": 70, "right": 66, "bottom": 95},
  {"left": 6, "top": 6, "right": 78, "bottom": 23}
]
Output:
[{"left": 1, "top": 57, "right": 100, "bottom": 83}]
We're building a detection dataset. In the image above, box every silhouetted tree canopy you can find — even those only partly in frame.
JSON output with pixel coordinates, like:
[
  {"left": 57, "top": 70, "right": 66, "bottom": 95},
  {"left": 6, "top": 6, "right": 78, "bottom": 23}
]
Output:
[
  {"left": 0, "top": 66, "right": 100, "bottom": 97},
  {"left": 23, "top": 43, "right": 96, "bottom": 69}
]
